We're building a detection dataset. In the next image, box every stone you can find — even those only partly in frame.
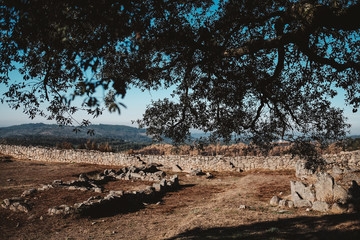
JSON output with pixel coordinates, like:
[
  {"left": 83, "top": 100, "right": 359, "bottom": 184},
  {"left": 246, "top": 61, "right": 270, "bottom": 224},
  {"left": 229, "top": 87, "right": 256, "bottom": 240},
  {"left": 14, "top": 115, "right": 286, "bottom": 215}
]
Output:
[
  {"left": 312, "top": 201, "right": 330, "bottom": 212},
  {"left": 93, "top": 187, "right": 103, "bottom": 193},
  {"left": 87, "top": 196, "right": 102, "bottom": 202},
  {"left": 109, "top": 190, "right": 124, "bottom": 197},
  {"left": 189, "top": 168, "right": 204, "bottom": 176},
  {"left": 48, "top": 208, "right": 56, "bottom": 215},
  {"left": 294, "top": 199, "right": 312, "bottom": 208},
  {"left": 78, "top": 173, "right": 89, "bottom": 181},
  {"left": 333, "top": 184, "right": 348, "bottom": 203},
  {"left": 270, "top": 196, "right": 280, "bottom": 206},
  {"left": 331, "top": 203, "right": 347, "bottom": 214},
  {"left": 229, "top": 162, "right": 235, "bottom": 168},
  {"left": 74, "top": 203, "right": 85, "bottom": 209},
  {"left": 332, "top": 166, "right": 343, "bottom": 177},
  {"left": 52, "top": 180, "right": 63, "bottom": 186},
  {"left": 153, "top": 183, "right": 162, "bottom": 192},
  {"left": 68, "top": 186, "right": 77, "bottom": 190},
  {"left": 130, "top": 173, "right": 142, "bottom": 179},
  {"left": 128, "top": 166, "right": 139, "bottom": 173},
  {"left": 154, "top": 171, "right": 166, "bottom": 178},
  {"left": 2, "top": 198, "right": 11, "bottom": 208},
  {"left": 37, "top": 184, "right": 53, "bottom": 191},
  {"left": 290, "top": 181, "right": 316, "bottom": 202},
  {"left": 145, "top": 186, "right": 155, "bottom": 192},
  {"left": 315, "top": 172, "right": 334, "bottom": 202},
  {"left": 287, "top": 200, "right": 295, "bottom": 208},
  {"left": 17, "top": 203, "right": 30, "bottom": 213},
  {"left": 170, "top": 175, "right": 179, "bottom": 187},
  {"left": 278, "top": 199, "right": 287, "bottom": 207},
  {"left": 137, "top": 156, "right": 145, "bottom": 164},
  {"left": 159, "top": 179, "right": 167, "bottom": 189},
  {"left": 79, "top": 187, "right": 88, "bottom": 191},
  {"left": 206, "top": 172, "right": 214, "bottom": 179},
  {"left": 124, "top": 173, "right": 131, "bottom": 180},
  {"left": 21, "top": 188, "right": 37, "bottom": 197},
  {"left": 116, "top": 173, "right": 126, "bottom": 179}
]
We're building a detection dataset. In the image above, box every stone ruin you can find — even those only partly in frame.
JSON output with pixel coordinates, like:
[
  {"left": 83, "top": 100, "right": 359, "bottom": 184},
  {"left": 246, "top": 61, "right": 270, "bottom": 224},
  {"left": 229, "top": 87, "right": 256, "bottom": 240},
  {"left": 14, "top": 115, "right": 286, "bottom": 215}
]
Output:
[
  {"left": 1, "top": 164, "right": 179, "bottom": 217},
  {"left": 270, "top": 161, "right": 360, "bottom": 213}
]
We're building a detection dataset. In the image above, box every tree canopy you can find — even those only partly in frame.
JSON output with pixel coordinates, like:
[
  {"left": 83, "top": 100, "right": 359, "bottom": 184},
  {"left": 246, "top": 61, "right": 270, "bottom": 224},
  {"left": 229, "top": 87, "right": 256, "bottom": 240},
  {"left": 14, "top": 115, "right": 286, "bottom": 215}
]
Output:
[{"left": 1, "top": 0, "right": 359, "bottom": 147}]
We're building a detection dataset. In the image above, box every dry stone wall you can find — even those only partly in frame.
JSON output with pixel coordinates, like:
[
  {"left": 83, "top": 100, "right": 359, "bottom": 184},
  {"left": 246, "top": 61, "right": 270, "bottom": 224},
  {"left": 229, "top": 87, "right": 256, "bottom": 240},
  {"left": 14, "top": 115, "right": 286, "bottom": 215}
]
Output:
[{"left": 1, "top": 144, "right": 360, "bottom": 172}]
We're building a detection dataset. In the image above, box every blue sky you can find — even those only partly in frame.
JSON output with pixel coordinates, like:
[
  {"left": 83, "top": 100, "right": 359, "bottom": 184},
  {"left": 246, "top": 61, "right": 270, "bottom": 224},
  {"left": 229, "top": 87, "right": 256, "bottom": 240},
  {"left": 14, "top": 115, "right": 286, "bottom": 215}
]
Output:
[
  {"left": 0, "top": 83, "right": 176, "bottom": 127},
  {"left": 0, "top": 83, "right": 359, "bottom": 135},
  {"left": 0, "top": 64, "right": 359, "bottom": 134}
]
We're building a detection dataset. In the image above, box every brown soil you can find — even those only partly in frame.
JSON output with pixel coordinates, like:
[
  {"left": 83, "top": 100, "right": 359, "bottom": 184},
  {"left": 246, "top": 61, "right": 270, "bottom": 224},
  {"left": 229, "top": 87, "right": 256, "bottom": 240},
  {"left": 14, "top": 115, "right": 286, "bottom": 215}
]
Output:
[
  {"left": 102, "top": 179, "right": 154, "bottom": 192},
  {"left": 1, "top": 153, "right": 359, "bottom": 240}
]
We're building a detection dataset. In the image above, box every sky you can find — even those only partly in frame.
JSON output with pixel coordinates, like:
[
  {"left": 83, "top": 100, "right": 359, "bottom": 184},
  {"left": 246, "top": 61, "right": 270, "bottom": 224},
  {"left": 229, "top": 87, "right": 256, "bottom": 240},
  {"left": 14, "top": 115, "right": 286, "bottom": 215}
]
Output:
[
  {"left": 0, "top": 85, "right": 174, "bottom": 127},
  {"left": 0, "top": 83, "right": 360, "bottom": 135}
]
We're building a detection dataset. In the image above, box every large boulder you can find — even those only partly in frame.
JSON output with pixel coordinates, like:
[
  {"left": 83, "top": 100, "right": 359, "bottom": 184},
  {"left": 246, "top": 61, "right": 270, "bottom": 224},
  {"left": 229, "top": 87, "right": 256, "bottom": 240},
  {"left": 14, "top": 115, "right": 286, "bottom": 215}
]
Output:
[
  {"left": 315, "top": 172, "right": 334, "bottom": 202},
  {"left": 290, "top": 181, "right": 316, "bottom": 202},
  {"left": 312, "top": 201, "right": 330, "bottom": 212},
  {"left": 270, "top": 196, "right": 280, "bottom": 206},
  {"left": 333, "top": 185, "right": 348, "bottom": 203},
  {"left": 294, "top": 199, "right": 312, "bottom": 208}
]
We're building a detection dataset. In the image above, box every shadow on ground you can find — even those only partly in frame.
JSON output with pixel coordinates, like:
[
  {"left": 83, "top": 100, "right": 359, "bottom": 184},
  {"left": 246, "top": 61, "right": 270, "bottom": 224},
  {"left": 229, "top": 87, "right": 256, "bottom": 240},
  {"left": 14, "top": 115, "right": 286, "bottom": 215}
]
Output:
[
  {"left": 167, "top": 213, "right": 360, "bottom": 240},
  {"left": 82, "top": 184, "right": 196, "bottom": 218}
]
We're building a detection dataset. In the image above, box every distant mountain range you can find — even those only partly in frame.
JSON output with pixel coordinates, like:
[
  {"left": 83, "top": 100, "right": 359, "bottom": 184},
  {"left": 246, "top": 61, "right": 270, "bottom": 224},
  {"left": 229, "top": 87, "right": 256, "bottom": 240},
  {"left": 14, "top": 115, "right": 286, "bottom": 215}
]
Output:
[
  {"left": 1, "top": 123, "right": 359, "bottom": 144},
  {"left": 0, "top": 123, "right": 152, "bottom": 143}
]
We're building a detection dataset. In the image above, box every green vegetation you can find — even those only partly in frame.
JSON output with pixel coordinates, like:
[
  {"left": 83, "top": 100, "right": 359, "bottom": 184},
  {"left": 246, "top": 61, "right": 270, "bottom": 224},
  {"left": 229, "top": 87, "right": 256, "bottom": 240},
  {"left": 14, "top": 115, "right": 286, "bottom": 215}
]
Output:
[
  {"left": 0, "top": 123, "right": 152, "bottom": 152},
  {"left": 2, "top": 123, "right": 359, "bottom": 154},
  {"left": 344, "top": 136, "right": 360, "bottom": 151}
]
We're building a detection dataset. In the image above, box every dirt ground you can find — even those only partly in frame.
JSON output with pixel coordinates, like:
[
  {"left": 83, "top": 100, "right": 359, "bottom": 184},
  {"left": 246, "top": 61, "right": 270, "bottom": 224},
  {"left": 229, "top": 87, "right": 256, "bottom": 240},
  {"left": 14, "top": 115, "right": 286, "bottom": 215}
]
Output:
[{"left": 0, "top": 153, "right": 359, "bottom": 240}]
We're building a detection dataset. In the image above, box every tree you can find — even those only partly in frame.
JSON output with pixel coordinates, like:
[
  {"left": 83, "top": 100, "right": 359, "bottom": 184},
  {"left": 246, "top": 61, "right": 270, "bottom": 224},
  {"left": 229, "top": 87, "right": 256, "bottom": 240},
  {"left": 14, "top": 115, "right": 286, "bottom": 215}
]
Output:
[{"left": 1, "top": 0, "right": 359, "bottom": 150}]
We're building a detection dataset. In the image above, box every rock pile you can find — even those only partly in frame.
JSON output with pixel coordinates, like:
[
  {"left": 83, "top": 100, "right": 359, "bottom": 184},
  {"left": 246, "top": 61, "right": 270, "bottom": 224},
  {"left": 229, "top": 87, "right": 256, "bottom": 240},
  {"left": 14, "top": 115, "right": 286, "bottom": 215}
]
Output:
[
  {"left": 2, "top": 164, "right": 180, "bottom": 217},
  {"left": 1, "top": 197, "right": 31, "bottom": 213},
  {"left": 48, "top": 174, "right": 179, "bottom": 216},
  {"left": 270, "top": 172, "right": 360, "bottom": 213}
]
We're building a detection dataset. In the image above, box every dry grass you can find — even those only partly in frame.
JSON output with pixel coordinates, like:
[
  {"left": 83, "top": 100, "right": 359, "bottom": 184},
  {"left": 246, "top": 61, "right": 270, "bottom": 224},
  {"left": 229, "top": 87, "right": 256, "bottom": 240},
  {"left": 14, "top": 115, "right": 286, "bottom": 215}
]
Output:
[
  {"left": 133, "top": 141, "right": 345, "bottom": 157},
  {"left": 1, "top": 153, "right": 359, "bottom": 240}
]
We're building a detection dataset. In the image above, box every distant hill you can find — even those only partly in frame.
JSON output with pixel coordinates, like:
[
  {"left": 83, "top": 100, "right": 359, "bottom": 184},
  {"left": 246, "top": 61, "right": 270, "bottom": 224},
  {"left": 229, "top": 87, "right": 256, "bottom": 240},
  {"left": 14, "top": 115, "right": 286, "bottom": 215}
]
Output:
[
  {"left": 0, "top": 123, "right": 151, "bottom": 142},
  {"left": 0, "top": 123, "right": 155, "bottom": 151}
]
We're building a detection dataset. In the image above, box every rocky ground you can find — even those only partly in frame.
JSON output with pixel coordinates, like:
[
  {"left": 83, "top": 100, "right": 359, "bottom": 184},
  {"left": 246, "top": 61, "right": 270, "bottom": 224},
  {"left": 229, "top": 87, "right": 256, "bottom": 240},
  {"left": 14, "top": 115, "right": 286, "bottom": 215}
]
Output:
[{"left": 0, "top": 153, "right": 359, "bottom": 240}]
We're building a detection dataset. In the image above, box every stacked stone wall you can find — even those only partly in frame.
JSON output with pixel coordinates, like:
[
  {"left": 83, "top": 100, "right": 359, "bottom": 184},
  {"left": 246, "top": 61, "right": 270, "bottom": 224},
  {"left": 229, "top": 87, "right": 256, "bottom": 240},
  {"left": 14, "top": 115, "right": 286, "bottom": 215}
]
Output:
[{"left": 1, "top": 144, "right": 359, "bottom": 172}]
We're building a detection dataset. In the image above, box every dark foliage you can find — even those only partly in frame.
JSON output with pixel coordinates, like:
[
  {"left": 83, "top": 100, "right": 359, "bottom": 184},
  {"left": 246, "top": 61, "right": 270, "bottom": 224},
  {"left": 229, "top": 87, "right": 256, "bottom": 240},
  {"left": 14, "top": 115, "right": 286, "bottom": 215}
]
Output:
[
  {"left": 344, "top": 136, "right": 360, "bottom": 151},
  {"left": 1, "top": 1, "right": 360, "bottom": 167}
]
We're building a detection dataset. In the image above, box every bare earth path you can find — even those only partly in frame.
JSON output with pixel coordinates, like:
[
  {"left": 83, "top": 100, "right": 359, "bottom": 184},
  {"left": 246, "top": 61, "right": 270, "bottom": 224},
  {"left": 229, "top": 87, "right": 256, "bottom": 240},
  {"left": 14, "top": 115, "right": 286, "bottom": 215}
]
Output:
[{"left": 0, "top": 153, "right": 359, "bottom": 239}]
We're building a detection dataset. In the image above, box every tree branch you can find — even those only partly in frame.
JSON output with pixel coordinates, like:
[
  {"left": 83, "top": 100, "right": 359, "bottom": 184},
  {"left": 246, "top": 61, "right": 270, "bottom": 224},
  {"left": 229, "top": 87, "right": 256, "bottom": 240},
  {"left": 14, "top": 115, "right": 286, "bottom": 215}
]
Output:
[
  {"left": 224, "top": 2, "right": 360, "bottom": 60},
  {"left": 297, "top": 41, "right": 360, "bottom": 71}
]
